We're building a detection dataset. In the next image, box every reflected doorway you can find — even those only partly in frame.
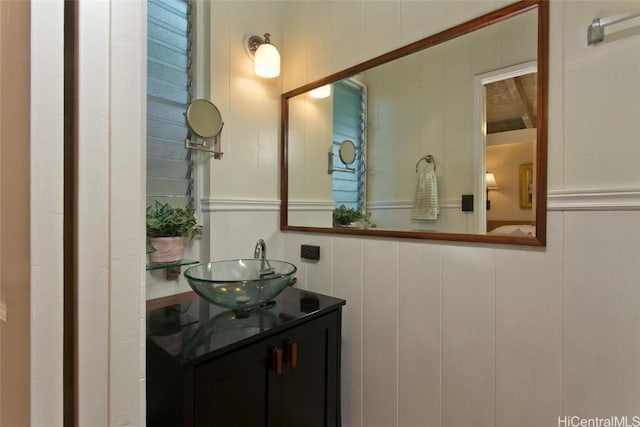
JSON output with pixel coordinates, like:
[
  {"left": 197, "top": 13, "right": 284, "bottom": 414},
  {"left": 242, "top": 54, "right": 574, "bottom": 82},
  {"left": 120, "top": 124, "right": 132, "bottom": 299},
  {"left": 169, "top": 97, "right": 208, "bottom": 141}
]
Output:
[{"left": 475, "top": 62, "right": 537, "bottom": 235}]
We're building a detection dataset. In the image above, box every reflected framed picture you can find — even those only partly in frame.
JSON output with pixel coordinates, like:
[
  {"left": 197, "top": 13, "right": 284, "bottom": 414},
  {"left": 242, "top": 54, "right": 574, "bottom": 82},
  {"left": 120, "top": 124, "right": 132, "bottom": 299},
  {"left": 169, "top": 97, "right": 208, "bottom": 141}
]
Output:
[{"left": 519, "top": 163, "right": 533, "bottom": 209}]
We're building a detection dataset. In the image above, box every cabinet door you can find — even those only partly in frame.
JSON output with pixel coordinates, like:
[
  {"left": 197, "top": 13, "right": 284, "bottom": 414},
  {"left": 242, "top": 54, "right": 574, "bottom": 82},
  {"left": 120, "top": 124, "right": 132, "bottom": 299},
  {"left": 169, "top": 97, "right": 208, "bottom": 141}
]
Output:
[
  {"left": 192, "top": 309, "right": 341, "bottom": 427},
  {"left": 281, "top": 311, "right": 340, "bottom": 427},
  {"left": 193, "top": 338, "right": 283, "bottom": 427}
]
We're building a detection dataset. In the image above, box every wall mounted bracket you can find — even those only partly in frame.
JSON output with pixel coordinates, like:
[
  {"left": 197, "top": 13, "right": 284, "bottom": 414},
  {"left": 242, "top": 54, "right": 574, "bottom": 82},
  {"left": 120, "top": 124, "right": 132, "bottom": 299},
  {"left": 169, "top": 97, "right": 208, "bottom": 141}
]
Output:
[
  {"left": 327, "top": 151, "right": 355, "bottom": 174},
  {"left": 185, "top": 130, "right": 224, "bottom": 159}
]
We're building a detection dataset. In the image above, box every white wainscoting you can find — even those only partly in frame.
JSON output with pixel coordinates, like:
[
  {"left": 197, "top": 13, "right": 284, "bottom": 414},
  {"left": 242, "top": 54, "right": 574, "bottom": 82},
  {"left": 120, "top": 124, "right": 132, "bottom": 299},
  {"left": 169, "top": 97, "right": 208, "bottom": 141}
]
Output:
[
  {"left": 366, "top": 199, "right": 472, "bottom": 233},
  {"left": 198, "top": 190, "right": 640, "bottom": 427}
]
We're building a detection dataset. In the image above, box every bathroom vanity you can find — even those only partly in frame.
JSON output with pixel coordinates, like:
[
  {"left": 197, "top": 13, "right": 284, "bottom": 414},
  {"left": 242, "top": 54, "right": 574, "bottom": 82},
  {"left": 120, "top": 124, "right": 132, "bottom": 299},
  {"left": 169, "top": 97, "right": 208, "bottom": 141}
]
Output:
[{"left": 146, "top": 287, "right": 345, "bottom": 427}]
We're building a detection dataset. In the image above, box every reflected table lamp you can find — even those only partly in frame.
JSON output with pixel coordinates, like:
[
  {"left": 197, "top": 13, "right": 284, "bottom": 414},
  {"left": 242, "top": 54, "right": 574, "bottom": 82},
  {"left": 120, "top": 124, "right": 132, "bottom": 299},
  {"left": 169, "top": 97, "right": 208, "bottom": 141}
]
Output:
[{"left": 486, "top": 172, "right": 499, "bottom": 210}]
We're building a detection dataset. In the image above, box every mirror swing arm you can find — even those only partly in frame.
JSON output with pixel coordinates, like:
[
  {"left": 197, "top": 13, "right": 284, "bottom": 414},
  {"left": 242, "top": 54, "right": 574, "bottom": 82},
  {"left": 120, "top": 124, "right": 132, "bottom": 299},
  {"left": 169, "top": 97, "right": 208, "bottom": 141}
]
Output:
[
  {"left": 185, "top": 128, "right": 224, "bottom": 159},
  {"left": 328, "top": 140, "right": 358, "bottom": 174},
  {"left": 280, "top": 0, "right": 548, "bottom": 247},
  {"left": 327, "top": 151, "right": 355, "bottom": 175}
]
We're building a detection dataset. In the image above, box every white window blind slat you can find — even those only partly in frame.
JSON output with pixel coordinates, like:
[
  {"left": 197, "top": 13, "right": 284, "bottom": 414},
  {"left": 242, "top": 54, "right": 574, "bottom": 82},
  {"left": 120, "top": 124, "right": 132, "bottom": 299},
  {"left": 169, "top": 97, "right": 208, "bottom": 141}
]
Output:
[
  {"left": 147, "top": 158, "right": 190, "bottom": 179},
  {"left": 147, "top": 177, "right": 190, "bottom": 197},
  {"left": 146, "top": 0, "right": 193, "bottom": 208},
  {"left": 147, "top": 119, "right": 189, "bottom": 142}
]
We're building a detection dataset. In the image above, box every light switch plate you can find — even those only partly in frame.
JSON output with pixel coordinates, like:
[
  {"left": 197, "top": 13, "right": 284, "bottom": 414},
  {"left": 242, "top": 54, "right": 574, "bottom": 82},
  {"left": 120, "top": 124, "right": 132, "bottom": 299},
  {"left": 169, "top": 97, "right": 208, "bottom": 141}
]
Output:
[{"left": 300, "top": 244, "right": 320, "bottom": 260}]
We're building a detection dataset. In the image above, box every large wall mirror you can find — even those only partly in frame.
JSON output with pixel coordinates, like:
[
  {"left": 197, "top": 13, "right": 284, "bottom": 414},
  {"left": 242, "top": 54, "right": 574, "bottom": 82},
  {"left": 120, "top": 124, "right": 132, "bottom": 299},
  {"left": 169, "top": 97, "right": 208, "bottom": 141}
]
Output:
[{"left": 280, "top": 0, "right": 548, "bottom": 246}]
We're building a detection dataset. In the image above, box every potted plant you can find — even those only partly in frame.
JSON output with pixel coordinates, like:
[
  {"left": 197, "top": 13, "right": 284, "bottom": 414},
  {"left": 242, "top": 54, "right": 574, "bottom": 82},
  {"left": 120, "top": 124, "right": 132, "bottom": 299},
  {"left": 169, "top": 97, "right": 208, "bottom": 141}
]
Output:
[
  {"left": 146, "top": 201, "right": 203, "bottom": 263},
  {"left": 332, "top": 204, "right": 376, "bottom": 229}
]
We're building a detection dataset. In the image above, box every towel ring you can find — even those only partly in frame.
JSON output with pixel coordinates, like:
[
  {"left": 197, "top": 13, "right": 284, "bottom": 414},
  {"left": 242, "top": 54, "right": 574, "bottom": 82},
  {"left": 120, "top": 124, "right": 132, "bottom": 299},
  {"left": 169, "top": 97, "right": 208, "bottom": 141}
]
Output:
[{"left": 416, "top": 155, "right": 436, "bottom": 172}]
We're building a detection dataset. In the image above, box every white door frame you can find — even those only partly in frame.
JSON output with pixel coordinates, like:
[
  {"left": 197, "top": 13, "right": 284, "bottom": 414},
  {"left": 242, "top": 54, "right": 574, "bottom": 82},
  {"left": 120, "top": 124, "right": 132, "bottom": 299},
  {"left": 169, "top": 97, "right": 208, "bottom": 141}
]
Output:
[
  {"left": 75, "top": 2, "right": 147, "bottom": 425},
  {"left": 473, "top": 61, "right": 537, "bottom": 233},
  {"left": 30, "top": 1, "right": 64, "bottom": 425}
]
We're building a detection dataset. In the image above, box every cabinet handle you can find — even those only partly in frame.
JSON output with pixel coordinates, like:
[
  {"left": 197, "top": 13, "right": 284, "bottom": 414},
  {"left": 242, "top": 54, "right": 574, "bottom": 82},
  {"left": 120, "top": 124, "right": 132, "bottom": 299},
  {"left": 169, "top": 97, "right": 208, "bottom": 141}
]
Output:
[
  {"left": 286, "top": 341, "right": 298, "bottom": 368},
  {"left": 272, "top": 347, "right": 283, "bottom": 375}
]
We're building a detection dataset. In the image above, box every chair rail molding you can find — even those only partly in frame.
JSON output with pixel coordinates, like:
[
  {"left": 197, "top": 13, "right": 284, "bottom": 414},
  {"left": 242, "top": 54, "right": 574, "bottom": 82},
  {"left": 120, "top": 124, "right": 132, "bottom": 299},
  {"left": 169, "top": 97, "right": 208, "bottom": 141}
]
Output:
[
  {"left": 547, "top": 187, "right": 640, "bottom": 211},
  {"left": 201, "top": 198, "right": 281, "bottom": 212}
]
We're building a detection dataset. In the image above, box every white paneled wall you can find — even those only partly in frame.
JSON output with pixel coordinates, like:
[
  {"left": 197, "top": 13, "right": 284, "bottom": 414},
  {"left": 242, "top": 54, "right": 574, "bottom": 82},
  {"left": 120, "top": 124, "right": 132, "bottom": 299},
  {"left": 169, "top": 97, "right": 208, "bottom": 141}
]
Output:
[
  {"left": 208, "top": 1, "right": 284, "bottom": 201},
  {"left": 563, "top": 210, "right": 640, "bottom": 417},
  {"left": 203, "top": 208, "right": 640, "bottom": 427},
  {"left": 196, "top": 1, "right": 640, "bottom": 426}
]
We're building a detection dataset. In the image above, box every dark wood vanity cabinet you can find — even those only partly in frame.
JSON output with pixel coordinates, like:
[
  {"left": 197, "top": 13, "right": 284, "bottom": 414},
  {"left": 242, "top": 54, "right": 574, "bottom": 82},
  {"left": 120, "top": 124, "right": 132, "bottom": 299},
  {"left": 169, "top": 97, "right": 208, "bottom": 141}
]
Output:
[{"left": 147, "top": 288, "right": 345, "bottom": 427}]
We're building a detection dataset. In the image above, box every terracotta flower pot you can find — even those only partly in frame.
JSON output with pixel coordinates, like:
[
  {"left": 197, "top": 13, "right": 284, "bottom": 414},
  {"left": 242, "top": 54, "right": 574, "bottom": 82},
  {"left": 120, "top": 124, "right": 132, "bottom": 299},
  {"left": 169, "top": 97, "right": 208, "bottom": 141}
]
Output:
[{"left": 149, "top": 236, "right": 185, "bottom": 263}]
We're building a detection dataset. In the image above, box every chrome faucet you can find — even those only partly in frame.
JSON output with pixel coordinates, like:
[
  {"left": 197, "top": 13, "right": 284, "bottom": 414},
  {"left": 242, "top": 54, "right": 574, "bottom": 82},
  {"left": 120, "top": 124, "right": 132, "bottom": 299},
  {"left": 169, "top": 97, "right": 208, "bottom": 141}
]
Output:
[{"left": 254, "top": 239, "right": 275, "bottom": 275}]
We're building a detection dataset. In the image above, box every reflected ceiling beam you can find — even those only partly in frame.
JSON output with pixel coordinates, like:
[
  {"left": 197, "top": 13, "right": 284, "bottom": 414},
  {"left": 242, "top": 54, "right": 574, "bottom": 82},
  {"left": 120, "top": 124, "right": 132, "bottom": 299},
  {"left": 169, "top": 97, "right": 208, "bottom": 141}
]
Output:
[
  {"left": 486, "top": 128, "right": 537, "bottom": 146},
  {"left": 504, "top": 76, "right": 535, "bottom": 128}
]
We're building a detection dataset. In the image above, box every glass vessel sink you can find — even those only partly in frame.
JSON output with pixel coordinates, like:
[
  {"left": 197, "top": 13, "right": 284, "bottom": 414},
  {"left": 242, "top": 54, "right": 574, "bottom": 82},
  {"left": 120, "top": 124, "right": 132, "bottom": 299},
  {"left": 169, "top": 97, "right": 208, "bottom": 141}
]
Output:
[{"left": 184, "top": 259, "right": 297, "bottom": 313}]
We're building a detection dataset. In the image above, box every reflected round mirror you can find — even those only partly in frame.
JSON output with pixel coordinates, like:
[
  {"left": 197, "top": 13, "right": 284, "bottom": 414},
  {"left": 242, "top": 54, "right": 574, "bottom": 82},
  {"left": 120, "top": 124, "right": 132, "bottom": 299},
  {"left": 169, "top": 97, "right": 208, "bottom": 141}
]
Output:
[
  {"left": 338, "top": 140, "right": 356, "bottom": 165},
  {"left": 185, "top": 99, "right": 223, "bottom": 138}
]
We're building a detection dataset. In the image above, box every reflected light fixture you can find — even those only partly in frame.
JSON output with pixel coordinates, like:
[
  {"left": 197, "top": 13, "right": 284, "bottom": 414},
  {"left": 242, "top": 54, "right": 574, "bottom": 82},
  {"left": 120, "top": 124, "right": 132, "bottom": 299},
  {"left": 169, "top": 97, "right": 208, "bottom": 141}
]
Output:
[
  {"left": 485, "top": 172, "right": 499, "bottom": 210},
  {"left": 309, "top": 84, "right": 332, "bottom": 99},
  {"left": 246, "top": 33, "right": 280, "bottom": 78}
]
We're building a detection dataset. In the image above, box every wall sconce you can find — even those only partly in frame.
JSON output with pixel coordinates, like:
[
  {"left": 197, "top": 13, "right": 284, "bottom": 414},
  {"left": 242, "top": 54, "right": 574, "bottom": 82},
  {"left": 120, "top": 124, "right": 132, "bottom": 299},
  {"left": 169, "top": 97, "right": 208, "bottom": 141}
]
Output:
[
  {"left": 246, "top": 33, "right": 280, "bottom": 78},
  {"left": 485, "top": 172, "right": 499, "bottom": 210},
  {"left": 309, "top": 84, "right": 332, "bottom": 99}
]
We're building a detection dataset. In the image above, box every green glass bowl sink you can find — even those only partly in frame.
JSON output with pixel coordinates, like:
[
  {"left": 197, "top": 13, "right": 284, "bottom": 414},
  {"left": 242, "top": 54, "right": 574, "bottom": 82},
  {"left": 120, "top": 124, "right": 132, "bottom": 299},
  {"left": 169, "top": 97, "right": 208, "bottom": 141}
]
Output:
[{"left": 184, "top": 259, "right": 297, "bottom": 312}]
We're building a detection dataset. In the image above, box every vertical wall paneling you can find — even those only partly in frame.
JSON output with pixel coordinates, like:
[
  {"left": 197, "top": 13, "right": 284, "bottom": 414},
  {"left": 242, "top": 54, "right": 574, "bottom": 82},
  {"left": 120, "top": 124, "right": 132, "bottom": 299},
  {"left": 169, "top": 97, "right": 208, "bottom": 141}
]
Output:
[
  {"left": 76, "top": 2, "right": 110, "bottom": 424},
  {"left": 332, "top": 237, "right": 364, "bottom": 427},
  {"left": 563, "top": 211, "right": 640, "bottom": 416},
  {"left": 109, "top": 1, "right": 147, "bottom": 425},
  {"left": 362, "top": 240, "right": 399, "bottom": 427},
  {"left": 303, "top": 235, "right": 333, "bottom": 296},
  {"left": 398, "top": 243, "right": 442, "bottom": 427},
  {"left": 494, "top": 211, "right": 563, "bottom": 426},
  {"left": 76, "top": 1, "right": 145, "bottom": 424},
  {"left": 441, "top": 245, "right": 495, "bottom": 427},
  {"left": 562, "top": 2, "right": 640, "bottom": 189},
  {"left": 32, "top": 0, "right": 65, "bottom": 425}
]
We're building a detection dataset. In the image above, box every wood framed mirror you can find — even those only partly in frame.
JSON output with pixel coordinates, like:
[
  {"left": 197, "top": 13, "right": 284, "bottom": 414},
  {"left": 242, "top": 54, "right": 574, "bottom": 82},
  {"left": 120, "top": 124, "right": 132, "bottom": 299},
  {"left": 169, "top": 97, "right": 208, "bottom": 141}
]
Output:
[{"left": 280, "top": 0, "right": 548, "bottom": 246}]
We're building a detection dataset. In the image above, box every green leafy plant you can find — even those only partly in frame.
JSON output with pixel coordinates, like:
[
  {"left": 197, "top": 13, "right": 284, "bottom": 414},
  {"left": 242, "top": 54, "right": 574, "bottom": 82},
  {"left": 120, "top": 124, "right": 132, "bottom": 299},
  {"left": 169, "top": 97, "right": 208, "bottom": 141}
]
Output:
[
  {"left": 332, "top": 205, "right": 376, "bottom": 228},
  {"left": 146, "top": 201, "right": 203, "bottom": 240}
]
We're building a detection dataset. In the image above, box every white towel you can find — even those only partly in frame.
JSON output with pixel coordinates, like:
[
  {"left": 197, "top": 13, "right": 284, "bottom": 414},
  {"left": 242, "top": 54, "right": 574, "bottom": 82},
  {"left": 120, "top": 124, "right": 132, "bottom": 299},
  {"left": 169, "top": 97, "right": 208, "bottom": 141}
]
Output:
[{"left": 411, "top": 168, "right": 439, "bottom": 220}]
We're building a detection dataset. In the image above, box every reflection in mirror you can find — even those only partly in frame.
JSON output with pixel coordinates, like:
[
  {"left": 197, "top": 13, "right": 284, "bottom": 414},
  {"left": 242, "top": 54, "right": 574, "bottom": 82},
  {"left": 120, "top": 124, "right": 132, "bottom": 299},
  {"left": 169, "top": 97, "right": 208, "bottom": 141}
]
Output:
[
  {"left": 339, "top": 140, "right": 356, "bottom": 165},
  {"left": 328, "top": 140, "right": 357, "bottom": 175},
  {"left": 479, "top": 62, "right": 537, "bottom": 234},
  {"left": 281, "top": 0, "right": 548, "bottom": 246},
  {"left": 185, "top": 98, "right": 225, "bottom": 158},
  {"left": 519, "top": 163, "right": 534, "bottom": 209}
]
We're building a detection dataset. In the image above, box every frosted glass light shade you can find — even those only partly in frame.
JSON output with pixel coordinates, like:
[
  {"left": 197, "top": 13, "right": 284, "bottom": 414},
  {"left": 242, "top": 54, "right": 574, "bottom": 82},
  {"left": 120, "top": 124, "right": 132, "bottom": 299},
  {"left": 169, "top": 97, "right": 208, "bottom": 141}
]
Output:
[
  {"left": 309, "top": 84, "right": 331, "bottom": 99},
  {"left": 254, "top": 43, "right": 280, "bottom": 78}
]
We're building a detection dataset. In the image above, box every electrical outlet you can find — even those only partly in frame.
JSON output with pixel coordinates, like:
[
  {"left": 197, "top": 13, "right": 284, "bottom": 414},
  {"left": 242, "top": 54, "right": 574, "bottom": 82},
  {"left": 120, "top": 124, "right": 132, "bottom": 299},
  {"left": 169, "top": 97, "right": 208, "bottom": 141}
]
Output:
[{"left": 300, "top": 244, "right": 320, "bottom": 260}]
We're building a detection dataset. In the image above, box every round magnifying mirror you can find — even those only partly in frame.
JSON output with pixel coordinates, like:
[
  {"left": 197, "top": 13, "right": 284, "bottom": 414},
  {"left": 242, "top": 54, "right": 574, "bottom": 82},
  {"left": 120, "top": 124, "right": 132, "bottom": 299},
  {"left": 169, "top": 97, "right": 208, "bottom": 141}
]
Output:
[
  {"left": 338, "top": 140, "right": 356, "bottom": 165},
  {"left": 185, "top": 99, "right": 223, "bottom": 138}
]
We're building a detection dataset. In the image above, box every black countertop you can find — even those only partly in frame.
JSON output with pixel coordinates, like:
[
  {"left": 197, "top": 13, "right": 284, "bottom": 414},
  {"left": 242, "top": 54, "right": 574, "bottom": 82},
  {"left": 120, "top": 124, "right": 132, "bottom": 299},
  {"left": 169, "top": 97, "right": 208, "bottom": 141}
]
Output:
[{"left": 147, "top": 287, "right": 346, "bottom": 366}]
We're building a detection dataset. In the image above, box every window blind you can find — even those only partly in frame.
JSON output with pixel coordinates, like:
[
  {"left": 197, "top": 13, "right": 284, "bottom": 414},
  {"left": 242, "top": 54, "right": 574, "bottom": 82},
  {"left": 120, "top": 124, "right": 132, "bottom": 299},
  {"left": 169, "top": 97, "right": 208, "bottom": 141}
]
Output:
[
  {"left": 147, "top": 0, "right": 193, "bottom": 208},
  {"left": 332, "top": 80, "right": 366, "bottom": 211}
]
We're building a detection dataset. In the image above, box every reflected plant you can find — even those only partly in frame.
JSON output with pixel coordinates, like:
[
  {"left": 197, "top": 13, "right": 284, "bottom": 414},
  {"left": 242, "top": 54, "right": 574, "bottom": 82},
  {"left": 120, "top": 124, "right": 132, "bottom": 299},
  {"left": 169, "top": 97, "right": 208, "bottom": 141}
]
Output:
[{"left": 332, "top": 205, "right": 375, "bottom": 229}]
